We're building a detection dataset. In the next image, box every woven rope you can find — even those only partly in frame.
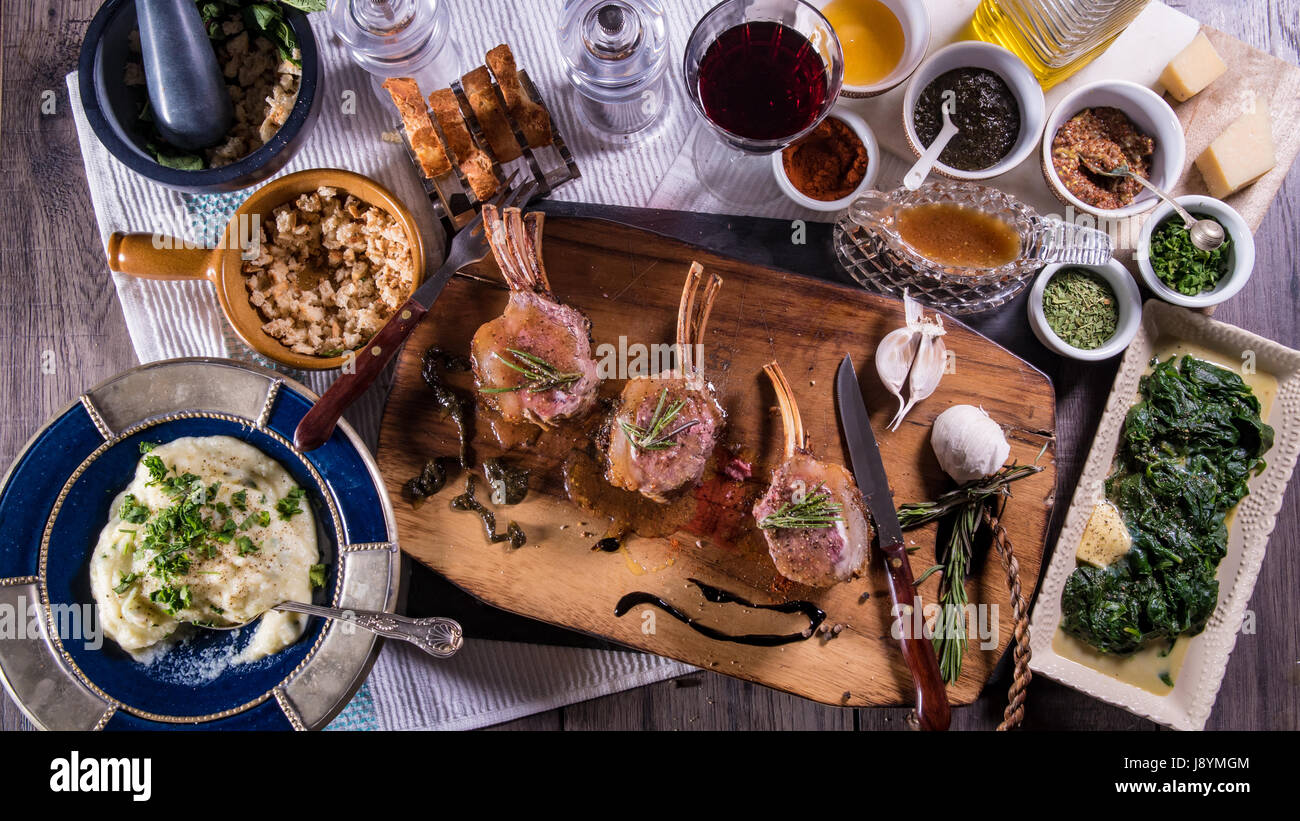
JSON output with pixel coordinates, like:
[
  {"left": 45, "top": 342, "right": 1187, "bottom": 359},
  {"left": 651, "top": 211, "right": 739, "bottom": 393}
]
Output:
[{"left": 985, "top": 504, "right": 1032, "bottom": 730}]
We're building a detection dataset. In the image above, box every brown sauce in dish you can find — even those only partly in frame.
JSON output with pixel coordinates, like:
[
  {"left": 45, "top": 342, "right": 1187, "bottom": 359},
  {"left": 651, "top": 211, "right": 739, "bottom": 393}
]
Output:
[{"left": 896, "top": 203, "right": 1021, "bottom": 269}]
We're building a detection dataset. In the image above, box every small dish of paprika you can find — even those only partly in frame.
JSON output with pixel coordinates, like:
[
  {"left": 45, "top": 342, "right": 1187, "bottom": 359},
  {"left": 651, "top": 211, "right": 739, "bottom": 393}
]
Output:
[{"left": 772, "top": 107, "right": 879, "bottom": 212}]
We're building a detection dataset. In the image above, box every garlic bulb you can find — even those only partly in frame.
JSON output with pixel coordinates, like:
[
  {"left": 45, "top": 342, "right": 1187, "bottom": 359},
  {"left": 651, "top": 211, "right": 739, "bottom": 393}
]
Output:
[
  {"left": 930, "top": 405, "right": 1010, "bottom": 484},
  {"left": 875, "top": 290, "right": 947, "bottom": 432}
]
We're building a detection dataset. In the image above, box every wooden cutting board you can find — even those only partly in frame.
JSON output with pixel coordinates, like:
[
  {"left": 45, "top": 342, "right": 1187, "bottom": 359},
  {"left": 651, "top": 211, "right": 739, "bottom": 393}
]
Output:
[{"left": 376, "top": 215, "right": 1057, "bottom": 707}]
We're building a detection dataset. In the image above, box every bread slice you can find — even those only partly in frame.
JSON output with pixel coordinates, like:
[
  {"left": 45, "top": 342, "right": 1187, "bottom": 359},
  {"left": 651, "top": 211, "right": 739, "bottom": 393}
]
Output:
[
  {"left": 462, "top": 66, "right": 522, "bottom": 162},
  {"left": 486, "top": 44, "right": 553, "bottom": 148},
  {"left": 382, "top": 77, "right": 452, "bottom": 178},
  {"left": 428, "top": 88, "right": 498, "bottom": 200}
]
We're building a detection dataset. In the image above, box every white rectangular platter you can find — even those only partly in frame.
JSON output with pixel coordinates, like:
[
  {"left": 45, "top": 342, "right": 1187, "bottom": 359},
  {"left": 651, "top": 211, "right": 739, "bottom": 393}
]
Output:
[{"left": 1029, "top": 300, "right": 1300, "bottom": 730}]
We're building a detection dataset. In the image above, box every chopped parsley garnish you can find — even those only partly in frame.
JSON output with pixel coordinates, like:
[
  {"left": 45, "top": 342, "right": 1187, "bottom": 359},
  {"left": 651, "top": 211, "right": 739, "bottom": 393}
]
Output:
[
  {"left": 241, "top": 510, "right": 271, "bottom": 530},
  {"left": 119, "top": 494, "right": 150, "bottom": 524},
  {"left": 309, "top": 564, "right": 327, "bottom": 590},
  {"left": 212, "top": 518, "right": 238, "bottom": 544},
  {"left": 210, "top": 605, "right": 224, "bottom": 615},
  {"left": 149, "top": 584, "right": 192, "bottom": 615},
  {"left": 143, "top": 454, "right": 168, "bottom": 484},
  {"left": 124, "top": 452, "right": 280, "bottom": 591},
  {"left": 276, "top": 487, "right": 306, "bottom": 520},
  {"left": 113, "top": 572, "right": 141, "bottom": 595},
  {"left": 138, "top": 441, "right": 156, "bottom": 454}
]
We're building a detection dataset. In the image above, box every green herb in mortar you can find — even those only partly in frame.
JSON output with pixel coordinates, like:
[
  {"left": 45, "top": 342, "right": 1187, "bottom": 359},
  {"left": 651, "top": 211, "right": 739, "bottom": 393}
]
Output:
[
  {"left": 1043, "top": 268, "right": 1119, "bottom": 350},
  {"left": 1148, "top": 213, "right": 1232, "bottom": 295}
]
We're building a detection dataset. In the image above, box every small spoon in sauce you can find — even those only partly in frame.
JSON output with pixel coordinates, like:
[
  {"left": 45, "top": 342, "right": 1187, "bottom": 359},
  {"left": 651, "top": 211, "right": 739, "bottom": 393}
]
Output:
[
  {"left": 904, "top": 98, "right": 959, "bottom": 191},
  {"left": 1080, "top": 156, "right": 1226, "bottom": 251},
  {"left": 208, "top": 602, "right": 464, "bottom": 659}
]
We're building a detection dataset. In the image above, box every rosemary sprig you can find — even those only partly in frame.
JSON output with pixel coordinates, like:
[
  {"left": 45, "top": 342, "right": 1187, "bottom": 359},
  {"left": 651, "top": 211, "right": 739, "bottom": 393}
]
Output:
[
  {"left": 902, "top": 463, "right": 1042, "bottom": 684},
  {"left": 896, "top": 464, "right": 1042, "bottom": 529},
  {"left": 758, "top": 484, "right": 844, "bottom": 530},
  {"left": 619, "top": 388, "right": 698, "bottom": 451},
  {"left": 915, "top": 502, "right": 978, "bottom": 683},
  {"left": 479, "top": 348, "right": 582, "bottom": 394}
]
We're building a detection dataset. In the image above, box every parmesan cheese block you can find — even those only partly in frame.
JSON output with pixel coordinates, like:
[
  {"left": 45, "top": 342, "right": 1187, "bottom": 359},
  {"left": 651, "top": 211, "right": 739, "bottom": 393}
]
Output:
[
  {"left": 1076, "top": 502, "right": 1132, "bottom": 568},
  {"left": 1196, "top": 107, "right": 1276, "bottom": 198},
  {"left": 1159, "top": 32, "right": 1227, "bottom": 102}
]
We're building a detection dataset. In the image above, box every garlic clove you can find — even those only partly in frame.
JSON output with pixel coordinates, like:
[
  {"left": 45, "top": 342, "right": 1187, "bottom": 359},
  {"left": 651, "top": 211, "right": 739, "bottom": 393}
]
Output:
[
  {"left": 889, "top": 332, "right": 947, "bottom": 431},
  {"left": 876, "top": 325, "right": 920, "bottom": 422}
]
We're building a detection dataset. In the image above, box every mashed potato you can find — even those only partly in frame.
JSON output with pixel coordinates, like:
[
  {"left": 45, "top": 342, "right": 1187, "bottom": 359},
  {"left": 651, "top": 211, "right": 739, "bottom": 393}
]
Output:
[{"left": 90, "top": 436, "right": 321, "bottom": 663}]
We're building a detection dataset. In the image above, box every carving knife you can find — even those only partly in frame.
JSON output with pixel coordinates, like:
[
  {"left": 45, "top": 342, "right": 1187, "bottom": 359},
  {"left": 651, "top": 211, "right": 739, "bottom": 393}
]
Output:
[{"left": 835, "top": 354, "right": 950, "bottom": 731}]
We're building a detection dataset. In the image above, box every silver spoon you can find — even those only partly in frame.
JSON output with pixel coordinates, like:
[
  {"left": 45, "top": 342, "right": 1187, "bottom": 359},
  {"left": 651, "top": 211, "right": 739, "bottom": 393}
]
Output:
[
  {"left": 904, "top": 99, "right": 959, "bottom": 191},
  {"left": 1080, "top": 156, "right": 1226, "bottom": 251},
  {"left": 208, "top": 602, "right": 464, "bottom": 659}
]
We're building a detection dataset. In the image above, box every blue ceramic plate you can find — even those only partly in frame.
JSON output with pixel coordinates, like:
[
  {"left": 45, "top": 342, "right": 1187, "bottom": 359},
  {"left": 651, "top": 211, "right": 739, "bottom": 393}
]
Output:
[{"left": 0, "top": 358, "right": 399, "bottom": 730}]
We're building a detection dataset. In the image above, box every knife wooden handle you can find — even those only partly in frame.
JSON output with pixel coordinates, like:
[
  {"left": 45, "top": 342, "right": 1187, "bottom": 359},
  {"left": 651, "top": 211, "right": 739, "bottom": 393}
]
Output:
[
  {"left": 879, "top": 539, "right": 951, "bottom": 732},
  {"left": 293, "top": 298, "right": 428, "bottom": 452}
]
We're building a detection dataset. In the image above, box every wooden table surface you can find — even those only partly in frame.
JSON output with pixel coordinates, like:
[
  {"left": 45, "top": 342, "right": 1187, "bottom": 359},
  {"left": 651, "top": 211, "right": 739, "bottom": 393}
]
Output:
[{"left": 2, "top": 0, "right": 1296, "bottom": 731}]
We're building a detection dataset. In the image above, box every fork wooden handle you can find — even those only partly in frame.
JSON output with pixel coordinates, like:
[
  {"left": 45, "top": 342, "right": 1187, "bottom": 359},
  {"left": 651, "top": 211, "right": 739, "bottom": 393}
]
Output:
[{"left": 293, "top": 297, "right": 428, "bottom": 452}]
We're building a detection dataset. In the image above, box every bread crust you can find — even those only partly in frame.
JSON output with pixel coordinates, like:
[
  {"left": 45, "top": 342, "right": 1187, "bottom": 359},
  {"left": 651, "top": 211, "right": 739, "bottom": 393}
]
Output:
[
  {"left": 486, "top": 44, "right": 553, "bottom": 148},
  {"left": 462, "top": 66, "right": 523, "bottom": 162},
  {"left": 428, "top": 88, "right": 498, "bottom": 200},
  {"left": 382, "top": 77, "right": 451, "bottom": 178}
]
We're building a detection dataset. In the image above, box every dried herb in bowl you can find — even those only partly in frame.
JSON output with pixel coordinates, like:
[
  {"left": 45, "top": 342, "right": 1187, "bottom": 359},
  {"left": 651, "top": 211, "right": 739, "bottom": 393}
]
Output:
[
  {"left": 1148, "top": 213, "right": 1233, "bottom": 295},
  {"left": 1042, "top": 267, "right": 1119, "bottom": 350}
]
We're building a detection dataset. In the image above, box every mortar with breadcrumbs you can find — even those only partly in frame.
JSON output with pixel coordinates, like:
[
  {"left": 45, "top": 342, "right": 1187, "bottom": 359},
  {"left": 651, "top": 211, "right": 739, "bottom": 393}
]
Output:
[{"left": 104, "top": 168, "right": 425, "bottom": 371}]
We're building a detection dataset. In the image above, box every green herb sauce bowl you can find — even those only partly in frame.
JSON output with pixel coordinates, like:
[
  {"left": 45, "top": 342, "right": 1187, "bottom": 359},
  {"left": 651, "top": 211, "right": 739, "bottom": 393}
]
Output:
[
  {"left": 1028, "top": 259, "right": 1142, "bottom": 361},
  {"left": 1135, "top": 195, "right": 1255, "bottom": 309}
]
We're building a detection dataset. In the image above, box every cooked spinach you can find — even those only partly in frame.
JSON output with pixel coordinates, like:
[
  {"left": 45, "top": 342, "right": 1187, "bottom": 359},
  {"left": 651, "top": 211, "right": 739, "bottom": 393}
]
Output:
[{"left": 1061, "top": 356, "right": 1272, "bottom": 655}]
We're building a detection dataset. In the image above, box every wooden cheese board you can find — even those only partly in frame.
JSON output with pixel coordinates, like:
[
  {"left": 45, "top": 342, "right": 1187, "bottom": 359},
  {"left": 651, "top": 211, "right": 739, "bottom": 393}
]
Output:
[{"left": 375, "top": 214, "right": 1057, "bottom": 707}]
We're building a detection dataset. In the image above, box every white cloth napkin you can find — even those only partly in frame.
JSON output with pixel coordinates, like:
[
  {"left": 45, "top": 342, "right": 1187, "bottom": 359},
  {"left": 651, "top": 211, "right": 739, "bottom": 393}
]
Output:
[{"left": 68, "top": 0, "right": 1196, "bottom": 730}]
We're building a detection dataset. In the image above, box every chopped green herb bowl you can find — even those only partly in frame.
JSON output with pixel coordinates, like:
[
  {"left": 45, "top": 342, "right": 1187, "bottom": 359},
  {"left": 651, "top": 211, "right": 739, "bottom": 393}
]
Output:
[
  {"left": 1028, "top": 259, "right": 1142, "bottom": 361},
  {"left": 1136, "top": 195, "right": 1255, "bottom": 309}
]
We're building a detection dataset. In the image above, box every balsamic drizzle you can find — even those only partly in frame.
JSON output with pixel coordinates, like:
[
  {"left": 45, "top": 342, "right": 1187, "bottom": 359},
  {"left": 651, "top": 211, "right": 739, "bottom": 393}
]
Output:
[
  {"left": 614, "top": 578, "right": 825, "bottom": 647},
  {"left": 592, "top": 537, "right": 621, "bottom": 552}
]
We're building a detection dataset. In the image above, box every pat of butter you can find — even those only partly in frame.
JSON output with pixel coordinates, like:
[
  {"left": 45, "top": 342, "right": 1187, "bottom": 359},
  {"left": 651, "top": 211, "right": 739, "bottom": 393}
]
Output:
[
  {"left": 1160, "top": 32, "right": 1227, "bottom": 102},
  {"left": 1076, "top": 502, "right": 1132, "bottom": 568},
  {"left": 1196, "top": 107, "right": 1276, "bottom": 198}
]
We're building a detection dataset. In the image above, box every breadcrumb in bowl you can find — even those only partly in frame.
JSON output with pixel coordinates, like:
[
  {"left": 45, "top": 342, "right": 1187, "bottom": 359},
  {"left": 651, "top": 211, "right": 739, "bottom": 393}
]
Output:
[
  {"left": 224, "top": 170, "right": 425, "bottom": 370},
  {"left": 105, "top": 169, "right": 425, "bottom": 372}
]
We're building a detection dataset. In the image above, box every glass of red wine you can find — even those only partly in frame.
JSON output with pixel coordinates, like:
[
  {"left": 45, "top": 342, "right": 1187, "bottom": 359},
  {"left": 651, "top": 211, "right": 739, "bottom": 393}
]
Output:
[{"left": 684, "top": 0, "right": 844, "bottom": 205}]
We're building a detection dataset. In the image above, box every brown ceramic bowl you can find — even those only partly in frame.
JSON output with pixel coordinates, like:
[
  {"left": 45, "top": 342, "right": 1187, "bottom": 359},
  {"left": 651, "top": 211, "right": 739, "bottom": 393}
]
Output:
[{"left": 106, "top": 169, "right": 425, "bottom": 371}]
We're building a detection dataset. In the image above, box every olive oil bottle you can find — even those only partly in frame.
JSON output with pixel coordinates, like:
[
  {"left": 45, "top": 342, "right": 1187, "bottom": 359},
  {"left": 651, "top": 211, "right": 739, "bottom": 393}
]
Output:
[{"left": 970, "top": 0, "right": 1151, "bottom": 89}]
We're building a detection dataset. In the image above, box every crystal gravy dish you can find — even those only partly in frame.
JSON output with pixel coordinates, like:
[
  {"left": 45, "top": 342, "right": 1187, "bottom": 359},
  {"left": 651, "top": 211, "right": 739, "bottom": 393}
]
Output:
[{"left": 833, "top": 180, "right": 1113, "bottom": 314}]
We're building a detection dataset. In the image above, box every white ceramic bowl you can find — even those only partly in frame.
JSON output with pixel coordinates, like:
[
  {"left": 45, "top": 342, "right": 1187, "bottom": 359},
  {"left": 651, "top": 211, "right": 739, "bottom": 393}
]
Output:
[
  {"left": 1041, "top": 80, "right": 1187, "bottom": 220},
  {"left": 1135, "top": 195, "right": 1254, "bottom": 308},
  {"left": 772, "top": 107, "right": 881, "bottom": 212},
  {"left": 815, "top": 0, "right": 930, "bottom": 98},
  {"left": 1028, "top": 259, "right": 1142, "bottom": 361},
  {"left": 901, "top": 41, "right": 1046, "bottom": 181}
]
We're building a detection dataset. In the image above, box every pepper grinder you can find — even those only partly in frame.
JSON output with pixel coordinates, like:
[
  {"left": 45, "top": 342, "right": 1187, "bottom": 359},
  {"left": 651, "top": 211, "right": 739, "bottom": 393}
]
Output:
[
  {"left": 328, "top": 0, "right": 462, "bottom": 93},
  {"left": 559, "top": 0, "right": 669, "bottom": 139}
]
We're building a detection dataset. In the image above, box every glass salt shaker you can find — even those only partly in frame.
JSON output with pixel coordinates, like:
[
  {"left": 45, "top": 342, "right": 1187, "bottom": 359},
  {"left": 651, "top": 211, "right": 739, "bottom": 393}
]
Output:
[
  {"left": 558, "top": 0, "right": 669, "bottom": 139},
  {"left": 328, "top": 0, "right": 462, "bottom": 93}
]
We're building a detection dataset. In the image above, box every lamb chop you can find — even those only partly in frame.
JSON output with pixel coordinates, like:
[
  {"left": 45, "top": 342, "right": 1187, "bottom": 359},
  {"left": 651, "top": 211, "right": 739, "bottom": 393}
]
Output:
[
  {"left": 753, "top": 362, "right": 873, "bottom": 588},
  {"left": 605, "top": 262, "right": 725, "bottom": 501},
  {"left": 471, "top": 206, "right": 600, "bottom": 428}
]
